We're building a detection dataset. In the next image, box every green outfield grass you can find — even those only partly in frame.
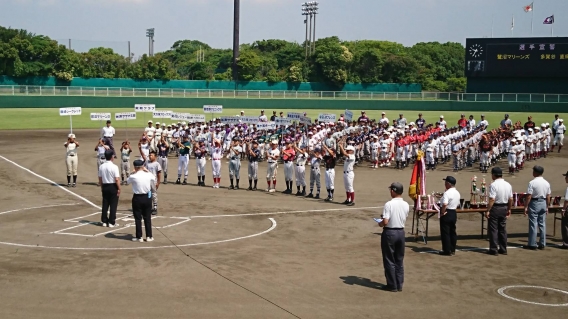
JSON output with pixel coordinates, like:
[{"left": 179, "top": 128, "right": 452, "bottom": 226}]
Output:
[{"left": 1, "top": 108, "right": 564, "bottom": 131}]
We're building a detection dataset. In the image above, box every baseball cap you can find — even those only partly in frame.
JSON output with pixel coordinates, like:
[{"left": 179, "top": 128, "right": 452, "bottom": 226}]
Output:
[
  {"left": 133, "top": 159, "right": 145, "bottom": 167},
  {"left": 388, "top": 182, "right": 404, "bottom": 195},
  {"left": 346, "top": 145, "right": 355, "bottom": 151},
  {"left": 106, "top": 120, "right": 111, "bottom": 124},
  {"left": 271, "top": 140, "right": 278, "bottom": 145},
  {"left": 381, "top": 112, "right": 386, "bottom": 115},
  {"left": 440, "top": 115, "right": 444, "bottom": 118},
  {"left": 443, "top": 176, "right": 457, "bottom": 185},
  {"left": 148, "top": 120, "right": 153, "bottom": 123},
  {"left": 491, "top": 167, "right": 503, "bottom": 176}
]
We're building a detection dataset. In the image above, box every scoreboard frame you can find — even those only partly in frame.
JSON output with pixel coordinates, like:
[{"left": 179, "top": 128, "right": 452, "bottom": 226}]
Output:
[{"left": 465, "top": 37, "right": 568, "bottom": 78}]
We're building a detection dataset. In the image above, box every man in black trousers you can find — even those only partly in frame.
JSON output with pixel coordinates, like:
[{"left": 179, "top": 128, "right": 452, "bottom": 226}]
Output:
[
  {"left": 486, "top": 167, "right": 513, "bottom": 255},
  {"left": 439, "top": 176, "right": 461, "bottom": 256},
  {"left": 127, "top": 160, "right": 155, "bottom": 242},
  {"left": 98, "top": 150, "right": 121, "bottom": 227},
  {"left": 379, "top": 182, "right": 410, "bottom": 292}
]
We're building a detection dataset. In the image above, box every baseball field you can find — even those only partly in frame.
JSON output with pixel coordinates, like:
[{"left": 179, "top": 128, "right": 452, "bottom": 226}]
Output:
[{"left": 0, "top": 109, "right": 567, "bottom": 318}]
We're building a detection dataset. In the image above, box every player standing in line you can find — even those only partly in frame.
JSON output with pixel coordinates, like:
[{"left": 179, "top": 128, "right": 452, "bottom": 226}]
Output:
[
  {"left": 247, "top": 140, "right": 261, "bottom": 191},
  {"left": 370, "top": 135, "right": 380, "bottom": 169},
  {"left": 119, "top": 140, "right": 132, "bottom": 185},
  {"left": 156, "top": 136, "right": 169, "bottom": 184},
  {"left": 266, "top": 140, "right": 280, "bottom": 193},
  {"left": 95, "top": 139, "right": 109, "bottom": 185},
  {"left": 322, "top": 143, "right": 336, "bottom": 201},
  {"left": 211, "top": 138, "right": 223, "bottom": 188},
  {"left": 194, "top": 140, "right": 208, "bottom": 187},
  {"left": 552, "top": 119, "right": 565, "bottom": 153},
  {"left": 228, "top": 136, "right": 242, "bottom": 190},
  {"left": 176, "top": 135, "right": 191, "bottom": 185},
  {"left": 139, "top": 136, "right": 151, "bottom": 165},
  {"left": 339, "top": 137, "right": 356, "bottom": 206},
  {"left": 424, "top": 135, "right": 436, "bottom": 170},
  {"left": 281, "top": 140, "right": 296, "bottom": 194},
  {"left": 146, "top": 151, "right": 162, "bottom": 215},
  {"left": 101, "top": 120, "right": 116, "bottom": 157},
  {"left": 306, "top": 146, "right": 322, "bottom": 199},
  {"left": 292, "top": 143, "right": 308, "bottom": 196},
  {"left": 64, "top": 134, "right": 79, "bottom": 188},
  {"left": 154, "top": 122, "right": 163, "bottom": 152},
  {"left": 507, "top": 138, "right": 518, "bottom": 175}
]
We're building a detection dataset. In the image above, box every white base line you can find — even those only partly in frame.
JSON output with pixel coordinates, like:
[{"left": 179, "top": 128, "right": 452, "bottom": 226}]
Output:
[
  {"left": 0, "top": 218, "right": 277, "bottom": 250},
  {"left": 0, "top": 155, "right": 99, "bottom": 209},
  {"left": 192, "top": 206, "right": 382, "bottom": 218},
  {"left": 0, "top": 203, "right": 78, "bottom": 216},
  {"left": 418, "top": 244, "right": 563, "bottom": 254}
]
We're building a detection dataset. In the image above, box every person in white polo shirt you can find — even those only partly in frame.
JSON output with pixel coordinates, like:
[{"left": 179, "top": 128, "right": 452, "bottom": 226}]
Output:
[
  {"left": 98, "top": 150, "right": 121, "bottom": 228},
  {"left": 523, "top": 165, "right": 551, "bottom": 250},
  {"left": 378, "top": 182, "right": 409, "bottom": 292},
  {"left": 127, "top": 160, "right": 155, "bottom": 242},
  {"left": 439, "top": 176, "right": 460, "bottom": 256},
  {"left": 486, "top": 167, "right": 513, "bottom": 256},
  {"left": 561, "top": 171, "right": 568, "bottom": 249}
]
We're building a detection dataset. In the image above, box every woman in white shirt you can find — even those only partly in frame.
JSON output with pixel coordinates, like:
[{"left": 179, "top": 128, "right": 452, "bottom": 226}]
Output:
[{"left": 64, "top": 134, "right": 80, "bottom": 187}]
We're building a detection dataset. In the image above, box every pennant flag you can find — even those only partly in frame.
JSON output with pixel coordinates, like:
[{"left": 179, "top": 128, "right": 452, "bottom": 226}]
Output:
[
  {"left": 408, "top": 150, "right": 426, "bottom": 208},
  {"left": 543, "top": 15, "right": 554, "bottom": 24},
  {"left": 523, "top": 2, "right": 533, "bottom": 13}
]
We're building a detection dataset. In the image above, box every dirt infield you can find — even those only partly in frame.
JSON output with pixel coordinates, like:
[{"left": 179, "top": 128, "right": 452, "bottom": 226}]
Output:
[{"left": 0, "top": 129, "right": 567, "bottom": 318}]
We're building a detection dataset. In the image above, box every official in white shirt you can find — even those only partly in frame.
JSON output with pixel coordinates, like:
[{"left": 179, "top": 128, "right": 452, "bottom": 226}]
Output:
[
  {"left": 486, "top": 167, "right": 513, "bottom": 255},
  {"left": 523, "top": 166, "right": 551, "bottom": 250},
  {"left": 98, "top": 150, "right": 121, "bottom": 227},
  {"left": 101, "top": 120, "right": 116, "bottom": 157},
  {"left": 127, "top": 160, "right": 155, "bottom": 242},
  {"left": 439, "top": 176, "right": 460, "bottom": 256},
  {"left": 379, "top": 182, "right": 409, "bottom": 292},
  {"left": 561, "top": 171, "right": 568, "bottom": 249}
]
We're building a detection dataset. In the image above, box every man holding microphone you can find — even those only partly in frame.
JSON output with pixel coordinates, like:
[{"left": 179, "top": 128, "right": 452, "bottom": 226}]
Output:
[{"left": 127, "top": 160, "right": 155, "bottom": 242}]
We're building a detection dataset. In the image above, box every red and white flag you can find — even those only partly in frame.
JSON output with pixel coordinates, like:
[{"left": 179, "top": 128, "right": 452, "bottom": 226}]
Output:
[{"left": 523, "top": 2, "right": 533, "bottom": 13}]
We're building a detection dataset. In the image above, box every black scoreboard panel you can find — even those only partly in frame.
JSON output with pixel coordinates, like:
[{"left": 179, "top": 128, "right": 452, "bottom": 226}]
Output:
[{"left": 465, "top": 37, "right": 568, "bottom": 78}]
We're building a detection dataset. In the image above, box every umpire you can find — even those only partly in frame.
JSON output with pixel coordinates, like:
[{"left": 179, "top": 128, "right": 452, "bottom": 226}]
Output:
[
  {"left": 127, "top": 160, "right": 155, "bottom": 242},
  {"left": 486, "top": 167, "right": 513, "bottom": 256},
  {"left": 379, "top": 182, "right": 410, "bottom": 292},
  {"left": 98, "top": 150, "right": 121, "bottom": 227}
]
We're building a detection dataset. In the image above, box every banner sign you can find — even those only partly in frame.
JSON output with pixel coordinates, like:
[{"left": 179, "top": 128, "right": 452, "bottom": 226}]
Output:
[
  {"left": 257, "top": 122, "right": 276, "bottom": 130},
  {"left": 153, "top": 111, "right": 172, "bottom": 119},
  {"left": 191, "top": 114, "right": 206, "bottom": 122},
  {"left": 115, "top": 112, "right": 136, "bottom": 121},
  {"left": 220, "top": 116, "right": 239, "bottom": 124},
  {"left": 240, "top": 116, "right": 258, "bottom": 124},
  {"left": 287, "top": 112, "right": 302, "bottom": 120},
  {"left": 59, "top": 107, "right": 82, "bottom": 116},
  {"left": 203, "top": 105, "right": 223, "bottom": 113},
  {"left": 134, "top": 104, "right": 156, "bottom": 112},
  {"left": 344, "top": 109, "right": 353, "bottom": 122},
  {"left": 300, "top": 116, "right": 312, "bottom": 125},
  {"left": 90, "top": 113, "right": 111, "bottom": 121},
  {"left": 318, "top": 113, "right": 337, "bottom": 123},
  {"left": 275, "top": 118, "right": 292, "bottom": 126}
]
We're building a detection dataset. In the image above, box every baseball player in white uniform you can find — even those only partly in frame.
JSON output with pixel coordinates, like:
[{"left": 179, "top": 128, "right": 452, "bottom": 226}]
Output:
[
  {"left": 292, "top": 143, "right": 308, "bottom": 196},
  {"left": 64, "top": 134, "right": 79, "bottom": 187},
  {"left": 210, "top": 139, "right": 223, "bottom": 188},
  {"left": 266, "top": 140, "right": 280, "bottom": 193},
  {"left": 552, "top": 119, "right": 565, "bottom": 153},
  {"left": 339, "top": 139, "right": 356, "bottom": 206}
]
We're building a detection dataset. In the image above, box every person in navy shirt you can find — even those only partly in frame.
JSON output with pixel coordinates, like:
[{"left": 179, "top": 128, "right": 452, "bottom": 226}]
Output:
[{"left": 415, "top": 113, "right": 426, "bottom": 129}]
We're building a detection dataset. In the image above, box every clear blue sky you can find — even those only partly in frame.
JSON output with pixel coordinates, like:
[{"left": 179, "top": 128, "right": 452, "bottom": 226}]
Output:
[{"left": 2, "top": 0, "right": 566, "bottom": 57}]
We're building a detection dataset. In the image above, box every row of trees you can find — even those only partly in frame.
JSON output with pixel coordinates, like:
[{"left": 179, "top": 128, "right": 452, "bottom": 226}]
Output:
[{"left": 0, "top": 26, "right": 466, "bottom": 91}]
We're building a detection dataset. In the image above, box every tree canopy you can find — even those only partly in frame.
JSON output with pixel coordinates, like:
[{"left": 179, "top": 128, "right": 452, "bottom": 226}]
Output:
[{"left": 0, "top": 26, "right": 466, "bottom": 91}]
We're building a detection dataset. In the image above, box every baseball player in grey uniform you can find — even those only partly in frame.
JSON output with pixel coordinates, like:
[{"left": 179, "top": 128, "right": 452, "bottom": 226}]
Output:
[
  {"left": 119, "top": 141, "right": 132, "bottom": 185},
  {"left": 146, "top": 151, "right": 162, "bottom": 215},
  {"left": 228, "top": 137, "right": 242, "bottom": 190}
]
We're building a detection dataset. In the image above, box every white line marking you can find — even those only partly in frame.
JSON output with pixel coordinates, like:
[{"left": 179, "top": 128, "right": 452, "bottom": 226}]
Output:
[
  {"left": 159, "top": 219, "right": 191, "bottom": 229},
  {"left": 52, "top": 232, "right": 95, "bottom": 238},
  {"left": 0, "top": 155, "right": 99, "bottom": 209},
  {"left": 64, "top": 212, "right": 100, "bottom": 222},
  {"left": 0, "top": 218, "right": 277, "bottom": 250},
  {"left": 418, "top": 246, "right": 522, "bottom": 254},
  {"left": 0, "top": 204, "right": 78, "bottom": 216},
  {"left": 192, "top": 206, "right": 382, "bottom": 218},
  {"left": 93, "top": 225, "right": 133, "bottom": 237},
  {"left": 497, "top": 285, "right": 568, "bottom": 306}
]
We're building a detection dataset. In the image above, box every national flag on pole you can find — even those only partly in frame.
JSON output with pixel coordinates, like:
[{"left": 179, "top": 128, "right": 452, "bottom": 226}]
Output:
[
  {"left": 543, "top": 15, "right": 554, "bottom": 24},
  {"left": 523, "top": 2, "right": 533, "bottom": 13}
]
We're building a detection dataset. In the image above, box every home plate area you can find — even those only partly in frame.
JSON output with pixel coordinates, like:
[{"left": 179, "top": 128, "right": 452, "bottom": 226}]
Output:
[{"left": 52, "top": 212, "right": 191, "bottom": 237}]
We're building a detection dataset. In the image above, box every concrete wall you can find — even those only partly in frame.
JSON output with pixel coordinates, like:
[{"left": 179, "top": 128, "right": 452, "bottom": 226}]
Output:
[{"left": 0, "top": 96, "right": 566, "bottom": 113}]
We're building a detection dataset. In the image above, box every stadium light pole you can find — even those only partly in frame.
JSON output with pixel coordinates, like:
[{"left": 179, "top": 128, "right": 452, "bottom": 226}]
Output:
[
  {"left": 233, "top": 0, "right": 240, "bottom": 91},
  {"left": 302, "top": 3, "right": 309, "bottom": 59},
  {"left": 146, "top": 28, "right": 155, "bottom": 57},
  {"left": 311, "top": 2, "right": 318, "bottom": 55}
]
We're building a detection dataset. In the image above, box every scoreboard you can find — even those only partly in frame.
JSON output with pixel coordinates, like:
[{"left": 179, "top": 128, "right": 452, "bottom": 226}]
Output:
[{"left": 465, "top": 37, "right": 568, "bottom": 78}]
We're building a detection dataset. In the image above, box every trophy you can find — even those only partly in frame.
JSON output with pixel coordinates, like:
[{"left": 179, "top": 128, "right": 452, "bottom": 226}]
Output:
[
  {"left": 470, "top": 176, "right": 478, "bottom": 207},
  {"left": 420, "top": 195, "right": 429, "bottom": 210},
  {"left": 479, "top": 178, "right": 488, "bottom": 208}
]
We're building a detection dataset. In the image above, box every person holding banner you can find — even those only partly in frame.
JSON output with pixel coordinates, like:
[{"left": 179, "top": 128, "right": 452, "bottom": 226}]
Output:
[
  {"left": 228, "top": 137, "right": 242, "bottom": 190},
  {"left": 101, "top": 120, "right": 116, "bottom": 157},
  {"left": 339, "top": 137, "right": 356, "bottom": 206},
  {"left": 64, "top": 134, "right": 80, "bottom": 188}
]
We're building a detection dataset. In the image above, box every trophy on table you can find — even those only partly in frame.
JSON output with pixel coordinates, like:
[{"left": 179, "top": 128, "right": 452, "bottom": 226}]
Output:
[
  {"left": 470, "top": 176, "right": 478, "bottom": 208},
  {"left": 478, "top": 178, "right": 488, "bottom": 208}
]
